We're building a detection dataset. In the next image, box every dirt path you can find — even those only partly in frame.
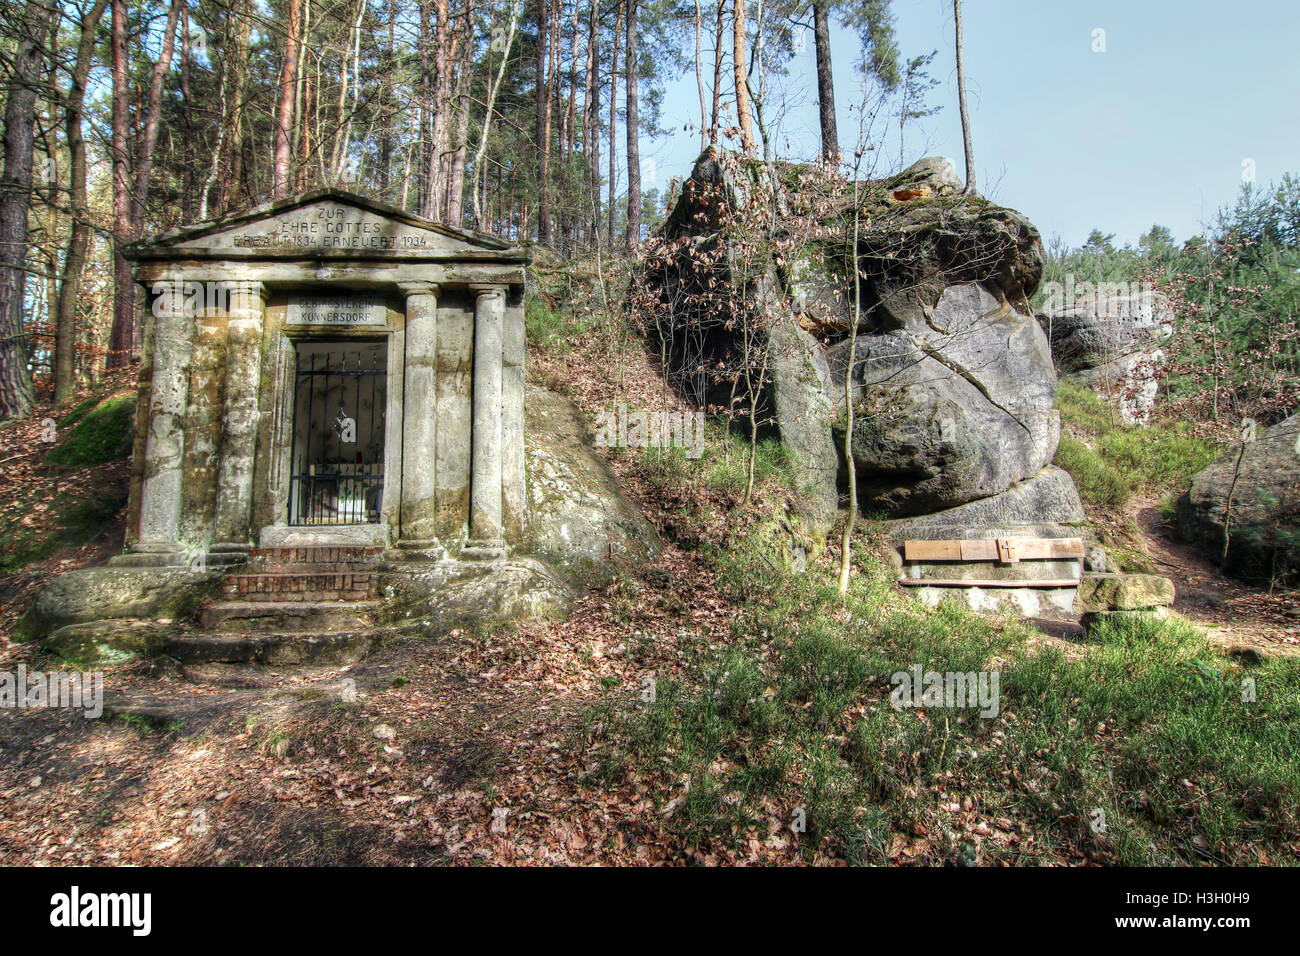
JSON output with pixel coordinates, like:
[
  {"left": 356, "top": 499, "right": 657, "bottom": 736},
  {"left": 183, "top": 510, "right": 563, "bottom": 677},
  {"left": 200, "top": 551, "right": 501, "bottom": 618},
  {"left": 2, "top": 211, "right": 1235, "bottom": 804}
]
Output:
[
  {"left": 0, "top": 545, "right": 746, "bottom": 866},
  {"left": 1132, "top": 497, "right": 1300, "bottom": 656}
]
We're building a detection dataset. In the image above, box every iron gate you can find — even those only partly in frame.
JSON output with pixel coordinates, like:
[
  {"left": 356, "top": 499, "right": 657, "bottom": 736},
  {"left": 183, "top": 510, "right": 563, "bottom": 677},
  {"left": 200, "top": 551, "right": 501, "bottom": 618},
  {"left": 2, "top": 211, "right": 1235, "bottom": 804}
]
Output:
[{"left": 289, "top": 342, "right": 387, "bottom": 526}]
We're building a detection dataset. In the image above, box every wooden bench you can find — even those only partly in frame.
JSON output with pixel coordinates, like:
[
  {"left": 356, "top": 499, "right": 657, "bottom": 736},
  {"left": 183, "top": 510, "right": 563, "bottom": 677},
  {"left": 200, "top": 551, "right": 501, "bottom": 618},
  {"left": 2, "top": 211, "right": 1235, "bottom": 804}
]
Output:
[{"left": 898, "top": 537, "right": 1085, "bottom": 588}]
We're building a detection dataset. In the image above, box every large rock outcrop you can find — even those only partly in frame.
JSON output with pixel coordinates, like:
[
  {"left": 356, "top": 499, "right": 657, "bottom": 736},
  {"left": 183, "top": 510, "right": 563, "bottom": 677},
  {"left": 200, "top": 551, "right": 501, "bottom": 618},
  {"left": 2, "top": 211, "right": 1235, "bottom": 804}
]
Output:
[
  {"left": 640, "top": 152, "right": 1076, "bottom": 531},
  {"left": 1176, "top": 414, "right": 1300, "bottom": 586},
  {"left": 827, "top": 282, "right": 1059, "bottom": 515},
  {"left": 521, "top": 384, "right": 662, "bottom": 585},
  {"left": 13, "top": 567, "right": 220, "bottom": 642},
  {"left": 1037, "top": 289, "right": 1172, "bottom": 424}
]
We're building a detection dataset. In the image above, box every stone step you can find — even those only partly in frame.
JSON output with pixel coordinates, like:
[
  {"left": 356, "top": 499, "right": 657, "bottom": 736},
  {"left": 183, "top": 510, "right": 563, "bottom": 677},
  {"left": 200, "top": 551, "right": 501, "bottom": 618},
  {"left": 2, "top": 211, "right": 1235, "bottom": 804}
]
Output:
[
  {"left": 178, "top": 663, "right": 355, "bottom": 690},
  {"left": 162, "top": 629, "right": 381, "bottom": 666},
  {"left": 220, "top": 571, "right": 379, "bottom": 602},
  {"left": 199, "top": 599, "right": 383, "bottom": 633}
]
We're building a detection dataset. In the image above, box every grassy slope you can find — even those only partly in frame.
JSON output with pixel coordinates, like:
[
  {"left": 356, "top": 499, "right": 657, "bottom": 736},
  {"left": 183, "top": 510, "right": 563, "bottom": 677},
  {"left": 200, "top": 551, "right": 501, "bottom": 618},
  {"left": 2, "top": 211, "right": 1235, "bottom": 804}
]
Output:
[
  {"left": 0, "top": 392, "right": 135, "bottom": 574},
  {"left": 581, "top": 425, "right": 1299, "bottom": 865},
  {"left": 1051, "top": 382, "right": 1221, "bottom": 573},
  {"left": 522, "top": 277, "right": 1298, "bottom": 865}
]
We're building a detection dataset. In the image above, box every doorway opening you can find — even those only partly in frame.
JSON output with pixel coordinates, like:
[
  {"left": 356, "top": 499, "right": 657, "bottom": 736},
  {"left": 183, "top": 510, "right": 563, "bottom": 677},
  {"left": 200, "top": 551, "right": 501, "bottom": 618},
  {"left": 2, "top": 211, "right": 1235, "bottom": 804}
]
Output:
[{"left": 289, "top": 340, "right": 387, "bottom": 525}]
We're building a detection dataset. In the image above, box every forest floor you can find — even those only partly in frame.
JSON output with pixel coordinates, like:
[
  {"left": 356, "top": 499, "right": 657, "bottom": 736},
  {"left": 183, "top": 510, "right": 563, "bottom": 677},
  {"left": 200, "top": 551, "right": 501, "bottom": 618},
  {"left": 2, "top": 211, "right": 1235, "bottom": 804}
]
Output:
[{"left": 1, "top": 318, "right": 1298, "bottom": 866}]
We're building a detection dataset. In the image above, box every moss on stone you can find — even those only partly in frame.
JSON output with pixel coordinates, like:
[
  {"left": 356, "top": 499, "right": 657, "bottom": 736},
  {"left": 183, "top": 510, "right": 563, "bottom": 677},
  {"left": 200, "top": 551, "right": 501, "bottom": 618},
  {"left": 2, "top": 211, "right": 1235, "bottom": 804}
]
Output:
[{"left": 44, "top": 394, "right": 136, "bottom": 470}]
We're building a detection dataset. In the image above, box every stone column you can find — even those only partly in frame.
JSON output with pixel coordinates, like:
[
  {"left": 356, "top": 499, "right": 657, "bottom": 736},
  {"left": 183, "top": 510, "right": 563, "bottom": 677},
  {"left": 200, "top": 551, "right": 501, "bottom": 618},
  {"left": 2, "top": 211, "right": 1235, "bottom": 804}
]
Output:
[
  {"left": 398, "top": 283, "right": 441, "bottom": 547},
  {"left": 500, "top": 287, "right": 526, "bottom": 543},
  {"left": 212, "top": 281, "right": 268, "bottom": 551},
  {"left": 469, "top": 285, "right": 506, "bottom": 548},
  {"left": 135, "top": 279, "right": 198, "bottom": 554}
]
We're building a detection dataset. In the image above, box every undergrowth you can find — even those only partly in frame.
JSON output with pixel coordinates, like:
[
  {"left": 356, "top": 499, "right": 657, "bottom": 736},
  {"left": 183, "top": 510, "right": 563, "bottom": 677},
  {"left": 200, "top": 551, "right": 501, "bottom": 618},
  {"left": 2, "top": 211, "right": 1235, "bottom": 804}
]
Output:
[{"left": 583, "top": 519, "right": 1300, "bottom": 865}]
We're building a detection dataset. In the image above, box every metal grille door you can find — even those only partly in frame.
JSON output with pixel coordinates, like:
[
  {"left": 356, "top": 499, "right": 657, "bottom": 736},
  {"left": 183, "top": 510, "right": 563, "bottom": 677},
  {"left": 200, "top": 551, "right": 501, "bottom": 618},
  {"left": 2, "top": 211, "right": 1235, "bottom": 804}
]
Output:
[{"left": 289, "top": 342, "right": 387, "bottom": 526}]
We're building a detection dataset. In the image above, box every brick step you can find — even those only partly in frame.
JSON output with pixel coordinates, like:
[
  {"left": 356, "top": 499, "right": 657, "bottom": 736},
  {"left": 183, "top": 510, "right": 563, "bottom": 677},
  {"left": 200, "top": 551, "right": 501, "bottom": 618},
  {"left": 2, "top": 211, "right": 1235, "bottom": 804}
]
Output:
[
  {"left": 239, "top": 562, "right": 385, "bottom": 575},
  {"left": 199, "top": 599, "right": 383, "bottom": 633},
  {"left": 221, "top": 571, "right": 378, "bottom": 602},
  {"left": 162, "top": 629, "right": 383, "bottom": 666},
  {"left": 247, "top": 546, "right": 384, "bottom": 570}
]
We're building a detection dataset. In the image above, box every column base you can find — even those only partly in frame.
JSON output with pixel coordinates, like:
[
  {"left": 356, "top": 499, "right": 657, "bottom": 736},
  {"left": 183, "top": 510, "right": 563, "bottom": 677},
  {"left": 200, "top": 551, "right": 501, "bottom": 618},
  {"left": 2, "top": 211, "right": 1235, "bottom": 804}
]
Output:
[
  {"left": 210, "top": 541, "right": 253, "bottom": 554},
  {"left": 394, "top": 539, "right": 448, "bottom": 562},
  {"left": 460, "top": 539, "right": 509, "bottom": 562}
]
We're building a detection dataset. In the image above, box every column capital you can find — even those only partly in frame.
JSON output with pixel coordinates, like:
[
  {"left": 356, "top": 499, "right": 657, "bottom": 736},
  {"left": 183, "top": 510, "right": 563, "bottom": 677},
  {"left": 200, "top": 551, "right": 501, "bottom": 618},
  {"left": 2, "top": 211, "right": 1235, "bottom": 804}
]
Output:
[
  {"left": 235, "top": 279, "right": 269, "bottom": 300},
  {"left": 468, "top": 283, "right": 507, "bottom": 299},
  {"left": 224, "top": 280, "right": 268, "bottom": 311},
  {"left": 398, "top": 281, "right": 441, "bottom": 298}
]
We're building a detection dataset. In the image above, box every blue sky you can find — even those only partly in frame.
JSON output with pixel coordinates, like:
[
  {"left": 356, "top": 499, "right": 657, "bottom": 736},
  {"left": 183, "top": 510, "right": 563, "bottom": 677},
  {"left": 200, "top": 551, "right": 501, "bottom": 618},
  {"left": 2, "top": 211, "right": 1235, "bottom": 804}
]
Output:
[{"left": 644, "top": 0, "right": 1300, "bottom": 249}]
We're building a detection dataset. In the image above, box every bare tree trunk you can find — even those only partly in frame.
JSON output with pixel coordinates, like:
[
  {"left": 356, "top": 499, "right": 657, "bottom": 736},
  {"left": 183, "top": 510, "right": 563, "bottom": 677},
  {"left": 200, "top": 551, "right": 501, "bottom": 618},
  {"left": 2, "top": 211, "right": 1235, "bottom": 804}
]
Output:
[
  {"left": 954, "top": 0, "right": 975, "bottom": 195},
  {"left": 0, "top": 0, "right": 50, "bottom": 418},
  {"left": 417, "top": 0, "right": 433, "bottom": 214},
  {"left": 107, "top": 0, "right": 134, "bottom": 369},
  {"left": 273, "top": 0, "right": 304, "bottom": 198},
  {"left": 710, "top": 0, "right": 724, "bottom": 144},
  {"left": 583, "top": 0, "right": 600, "bottom": 240},
  {"left": 693, "top": 0, "right": 706, "bottom": 148},
  {"left": 732, "top": 0, "right": 754, "bottom": 155},
  {"left": 179, "top": 2, "right": 196, "bottom": 221},
  {"left": 812, "top": 0, "right": 838, "bottom": 164},
  {"left": 534, "top": 0, "right": 551, "bottom": 241},
  {"left": 445, "top": 2, "right": 475, "bottom": 225},
  {"left": 471, "top": 0, "right": 522, "bottom": 227},
  {"left": 221, "top": 6, "right": 253, "bottom": 210},
  {"left": 198, "top": 11, "right": 230, "bottom": 220},
  {"left": 838, "top": 177, "right": 862, "bottom": 593},
  {"left": 624, "top": 0, "right": 640, "bottom": 252},
  {"left": 749, "top": 0, "right": 771, "bottom": 162},
  {"left": 55, "top": 0, "right": 110, "bottom": 404},
  {"left": 606, "top": 0, "right": 622, "bottom": 252},
  {"left": 132, "top": 0, "right": 181, "bottom": 235}
]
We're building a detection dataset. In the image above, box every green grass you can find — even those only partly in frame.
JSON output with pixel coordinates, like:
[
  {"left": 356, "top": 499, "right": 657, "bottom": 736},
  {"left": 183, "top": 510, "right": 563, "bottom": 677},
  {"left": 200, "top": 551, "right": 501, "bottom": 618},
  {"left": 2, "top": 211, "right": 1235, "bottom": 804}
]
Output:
[
  {"left": 57, "top": 396, "right": 101, "bottom": 430},
  {"left": 1055, "top": 436, "right": 1132, "bottom": 508},
  {"left": 583, "top": 532, "right": 1300, "bottom": 865},
  {"left": 636, "top": 424, "right": 792, "bottom": 498},
  {"left": 43, "top": 394, "right": 136, "bottom": 470},
  {"left": 1053, "top": 381, "right": 1220, "bottom": 509},
  {"left": 525, "top": 294, "right": 601, "bottom": 353},
  {"left": 0, "top": 392, "right": 134, "bottom": 572}
]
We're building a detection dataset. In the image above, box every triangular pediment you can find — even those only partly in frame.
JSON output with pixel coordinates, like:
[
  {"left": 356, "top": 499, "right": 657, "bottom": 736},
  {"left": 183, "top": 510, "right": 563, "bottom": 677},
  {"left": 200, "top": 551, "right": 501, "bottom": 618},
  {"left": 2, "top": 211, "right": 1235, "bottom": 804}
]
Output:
[{"left": 129, "top": 190, "right": 522, "bottom": 260}]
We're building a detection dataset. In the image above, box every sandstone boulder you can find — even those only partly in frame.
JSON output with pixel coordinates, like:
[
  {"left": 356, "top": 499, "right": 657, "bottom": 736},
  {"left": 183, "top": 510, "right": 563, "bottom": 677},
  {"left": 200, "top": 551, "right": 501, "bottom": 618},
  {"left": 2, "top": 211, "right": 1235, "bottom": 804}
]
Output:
[
  {"left": 829, "top": 283, "right": 1060, "bottom": 515},
  {"left": 1037, "top": 290, "right": 1172, "bottom": 424},
  {"left": 522, "top": 384, "right": 662, "bottom": 585},
  {"left": 14, "top": 567, "right": 220, "bottom": 642},
  {"left": 1074, "top": 573, "right": 1175, "bottom": 613},
  {"left": 384, "top": 557, "right": 573, "bottom": 631},
  {"left": 1176, "top": 414, "right": 1300, "bottom": 586},
  {"left": 641, "top": 151, "right": 1076, "bottom": 526},
  {"left": 43, "top": 619, "right": 174, "bottom": 665},
  {"left": 884, "top": 466, "right": 1085, "bottom": 538}
]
